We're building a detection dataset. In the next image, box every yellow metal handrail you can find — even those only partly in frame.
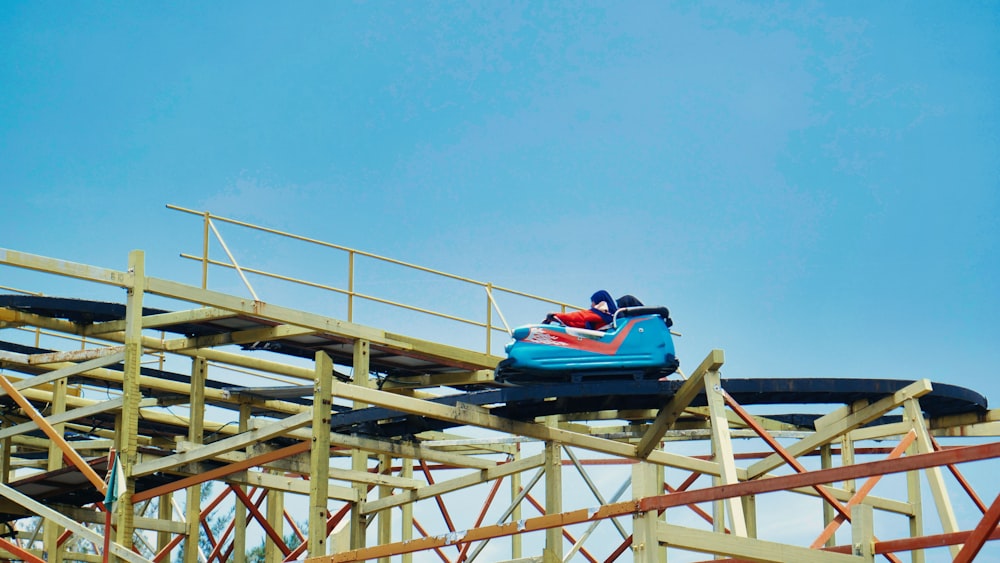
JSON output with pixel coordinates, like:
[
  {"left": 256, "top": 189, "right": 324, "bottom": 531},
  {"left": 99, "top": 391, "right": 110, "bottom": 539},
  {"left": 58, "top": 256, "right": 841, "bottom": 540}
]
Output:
[
  {"left": 167, "top": 204, "right": 577, "bottom": 354},
  {"left": 175, "top": 255, "right": 489, "bottom": 329}
]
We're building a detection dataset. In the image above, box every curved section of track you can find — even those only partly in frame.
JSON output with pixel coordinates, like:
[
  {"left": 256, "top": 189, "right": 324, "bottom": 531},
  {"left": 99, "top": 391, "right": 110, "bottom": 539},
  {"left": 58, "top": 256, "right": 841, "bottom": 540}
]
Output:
[
  {"left": 338, "top": 377, "right": 987, "bottom": 439},
  {"left": 0, "top": 294, "right": 990, "bottom": 516}
]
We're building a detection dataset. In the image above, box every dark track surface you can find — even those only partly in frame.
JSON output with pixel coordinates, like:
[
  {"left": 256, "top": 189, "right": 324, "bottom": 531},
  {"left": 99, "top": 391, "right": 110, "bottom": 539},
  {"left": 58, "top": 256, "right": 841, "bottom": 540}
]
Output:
[{"left": 336, "top": 377, "right": 987, "bottom": 438}]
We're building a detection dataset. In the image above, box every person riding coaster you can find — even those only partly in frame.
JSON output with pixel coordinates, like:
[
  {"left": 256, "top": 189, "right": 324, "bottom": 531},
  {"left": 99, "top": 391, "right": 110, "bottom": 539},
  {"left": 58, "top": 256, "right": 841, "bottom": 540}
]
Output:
[
  {"left": 495, "top": 292, "right": 680, "bottom": 384},
  {"left": 542, "top": 289, "right": 618, "bottom": 330}
]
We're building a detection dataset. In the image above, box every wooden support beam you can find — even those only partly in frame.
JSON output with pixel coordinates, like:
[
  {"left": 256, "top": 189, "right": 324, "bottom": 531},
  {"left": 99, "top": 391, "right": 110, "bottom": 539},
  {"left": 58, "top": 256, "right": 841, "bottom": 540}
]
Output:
[
  {"left": 0, "top": 397, "right": 156, "bottom": 441},
  {"left": 233, "top": 403, "right": 251, "bottom": 563},
  {"left": 133, "top": 410, "right": 313, "bottom": 478},
  {"left": 0, "top": 309, "right": 319, "bottom": 382},
  {"left": 309, "top": 351, "right": 334, "bottom": 557},
  {"left": 0, "top": 351, "right": 306, "bottom": 418},
  {"left": 904, "top": 397, "right": 960, "bottom": 558},
  {"left": 852, "top": 504, "right": 875, "bottom": 562},
  {"left": 400, "top": 457, "right": 414, "bottom": 563},
  {"left": 543, "top": 440, "right": 562, "bottom": 563},
  {"left": 227, "top": 464, "right": 358, "bottom": 501},
  {"left": 378, "top": 369, "right": 496, "bottom": 390},
  {"left": 43, "top": 375, "right": 68, "bottom": 563},
  {"left": 350, "top": 339, "right": 371, "bottom": 551},
  {"left": 23, "top": 347, "right": 124, "bottom": 368},
  {"left": 264, "top": 484, "right": 287, "bottom": 563},
  {"left": 182, "top": 356, "right": 206, "bottom": 563},
  {"left": 133, "top": 441, "right": 313, "bottom": 503},
  {"left": 0, "top": 482, "right": 153, "bottom": 563},
  {"left": 954, "top": 491, "right": 1000, "bottom": 563},
  {"left": 656, "top": 521, "right": 863, "bottom": 562},
  {"left": 362, "top": 453, "right": 544, "bottom": 514},
  {"left": 57, "top": 506, "right": 187, "bottom": 534},
  {"left": 158, "top": 323, "right": 318, "bottom": 353},
  {"left": 705, "top": 370, "right": 747, "bottom": 537},
  {"left": 748, "top": 379, "right": 933, "bottom": 479},
  {"left": 638, "top": 442, "right": 1000, "bottom": 513},
  {"left": 376, "top": 454, "right": 392, "bottom": 563},
  {"left": 0, "top": 536, "right": 45, "bottom": 563},
  {"left": 0, "top": 248, "right": 134, "bottom": 287},
  {"left": 810, "top": 431, "right": 917, "bottom": 548},
  {"left": 156, "top": 494, "right": 173, "bottom": 559},
  {"left": 185, "top": 443, "right": 424, "bottom": 489},
  {"left": 636, "top": 349, "right": 723, "bottom": 458},
  {"left": 281, "top": 429, "right": 501, "bottom": 470},
  {"left": 86, "top": 307, "right": 240, "bottom": 335},
  {"left": 632, "top": 462, "right": 665, "bottom": 563},
  {"left": 0, "top": 375, "right": 106, "bottom": 492},
  {"left": 307, "top": 440, "right": 994, "bottom": 563},
  {"left": 904, "top": 439, "right": 924, "bottom": 563},
  {"left": 328, "top": 381, "right": 724, "bottom": 476}
]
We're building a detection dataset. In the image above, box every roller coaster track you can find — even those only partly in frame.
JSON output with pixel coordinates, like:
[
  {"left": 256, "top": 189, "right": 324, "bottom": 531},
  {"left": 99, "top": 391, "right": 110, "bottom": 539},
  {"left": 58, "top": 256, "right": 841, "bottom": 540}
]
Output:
[{"left": 1, "top": 243, "right": 999, "bottom": 563}]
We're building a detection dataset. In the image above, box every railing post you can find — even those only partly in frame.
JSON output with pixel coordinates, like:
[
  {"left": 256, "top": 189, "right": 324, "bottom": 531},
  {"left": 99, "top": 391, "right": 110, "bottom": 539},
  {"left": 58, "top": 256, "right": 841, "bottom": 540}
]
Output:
[
  {"left": 172, "top": 205, "right": 580, "bottom": 347},
  {"left": 486, "top": 283, "right": 493, "bottom": 354},
  {"left": 348, "top": 251, "right": 355, "bottom": 322},
  {"left": 201, "top": 211, "right": 210, "bottom": 289}
]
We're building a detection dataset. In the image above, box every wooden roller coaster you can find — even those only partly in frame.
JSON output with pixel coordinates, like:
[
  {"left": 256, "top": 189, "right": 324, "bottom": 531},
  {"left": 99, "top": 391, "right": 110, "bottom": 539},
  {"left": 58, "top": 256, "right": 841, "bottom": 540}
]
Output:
[{"left": 0, "top": 206, "right": 997, "bottom": 563}]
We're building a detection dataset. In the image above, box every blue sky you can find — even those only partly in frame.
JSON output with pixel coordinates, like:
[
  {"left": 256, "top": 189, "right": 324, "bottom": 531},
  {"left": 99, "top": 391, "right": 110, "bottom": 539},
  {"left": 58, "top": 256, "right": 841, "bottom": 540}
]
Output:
[
  {"left": 1, "top": 0, "right": 999, "bottom": 555},
  {"left": 3, "top": 1, "right": 997, "bottom": 383}
]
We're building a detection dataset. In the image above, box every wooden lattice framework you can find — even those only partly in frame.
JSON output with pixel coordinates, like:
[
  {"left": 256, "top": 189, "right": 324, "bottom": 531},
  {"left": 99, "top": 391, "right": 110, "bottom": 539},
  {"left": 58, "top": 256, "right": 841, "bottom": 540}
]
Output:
[{"left": 0, "top": 219, "right": 999, "bottom": 563}]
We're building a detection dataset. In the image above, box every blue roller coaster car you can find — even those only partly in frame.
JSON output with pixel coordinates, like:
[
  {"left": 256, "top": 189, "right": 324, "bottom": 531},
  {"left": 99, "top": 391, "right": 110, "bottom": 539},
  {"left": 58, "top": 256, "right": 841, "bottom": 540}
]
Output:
[{"left": 495, "top": 306, "right": 680, "bottom": 384}]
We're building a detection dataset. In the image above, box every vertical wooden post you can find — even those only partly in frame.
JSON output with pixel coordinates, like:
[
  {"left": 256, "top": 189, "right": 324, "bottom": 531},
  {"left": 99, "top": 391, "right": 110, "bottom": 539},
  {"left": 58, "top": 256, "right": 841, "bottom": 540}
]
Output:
[
  {"left": 742, "top": 493, "right": 757, "bottom": 539},
  {"left": 350, "top": 339, "right": 371, "bottom": 550},
  {"left": 0, "top": 416, "right": 11, "bottom": 545},
  {"left": 265, "top": 489, "right": 284, "bottom": 563},
  {"left": 309, "top": 351, "right": 333, "bottom": 557},
  {"left": 0, "top": 419, "right": 10, "bottom": 485},
  {"left": 632, "top": 461, "right": 665, "bottom": 563},
  {"left": 820, "top": 444, "right": 836, "bottom": 547},
  {"left": 542, "top": 441, "right": 562, "bottom": 563},
  {"left": 904, "top": 398, "right": 960, "bottom": 558},
  {"left": 233, "top": 402, "right": 251, "bottom": 563},
  {"left": 510, "top": 447, "right": 522, "bottom": 561},
  {"left": 377, "top": 454, "right": 392, "bottom": 563},
  {"left": 841, "top": 408, "right": 859, "bottom": 497},
  {"left": 851, "top": 503, "right": 875, "bottom": 562},
  {"left": 712, "top": 474, "right": 725, "bottom": 536},
  {"left": 183, "top": 356, "right": 207, "bottom": 563},
  {"left": 704, "top": 370, "right": 747, "bottom": 537},
  {"left": 115, "top": 250, "right": 145, "bottom": 556},
  {"left": 157, "top": 489, "right": 172, "bottom": 560},
  {"left": 400, "top": 458, "right": 413, "bottom": 563},
  {"left": 43, "top": 377, "right": 67, "bottom": 563},
  {"left": 907, "top": 438, "right": 925, "bottom": 563}
]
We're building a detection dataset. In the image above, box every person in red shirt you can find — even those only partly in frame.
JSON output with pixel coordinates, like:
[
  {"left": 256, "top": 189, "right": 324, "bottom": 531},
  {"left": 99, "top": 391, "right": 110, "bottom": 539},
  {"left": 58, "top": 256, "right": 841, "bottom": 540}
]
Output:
[{"left": 544, "top": 290, "right": 618, "bottom": 329}]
